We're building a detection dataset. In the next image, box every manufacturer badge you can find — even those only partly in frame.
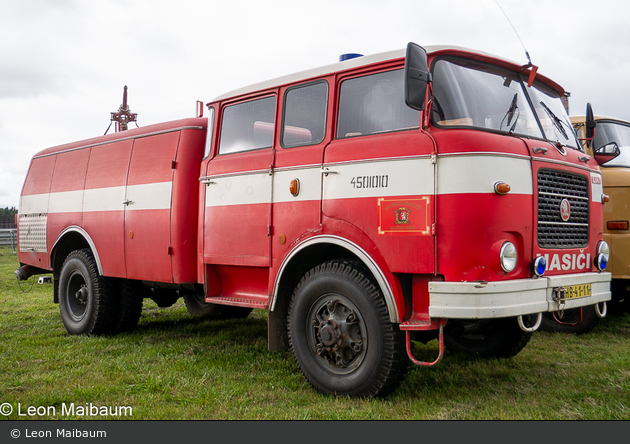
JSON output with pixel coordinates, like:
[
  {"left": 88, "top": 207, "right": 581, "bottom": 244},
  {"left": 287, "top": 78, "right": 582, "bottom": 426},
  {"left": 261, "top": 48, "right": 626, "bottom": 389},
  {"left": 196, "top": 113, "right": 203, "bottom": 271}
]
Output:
[{"left": 560, "top": 198, "right": 571, "bottom": 222}]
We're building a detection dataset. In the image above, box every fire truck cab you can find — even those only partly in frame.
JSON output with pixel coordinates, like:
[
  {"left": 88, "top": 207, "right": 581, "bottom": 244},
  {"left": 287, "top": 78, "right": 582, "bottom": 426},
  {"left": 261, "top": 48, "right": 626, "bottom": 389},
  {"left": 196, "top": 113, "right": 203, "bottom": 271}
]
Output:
[{"left": 17, "top": 43, "right": 612, "bottom": 397}]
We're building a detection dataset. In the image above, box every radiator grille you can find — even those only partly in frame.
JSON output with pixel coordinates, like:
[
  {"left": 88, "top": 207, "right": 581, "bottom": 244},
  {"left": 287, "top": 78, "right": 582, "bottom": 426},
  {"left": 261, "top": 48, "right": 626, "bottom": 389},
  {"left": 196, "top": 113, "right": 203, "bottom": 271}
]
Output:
[{"left": 537, "top": 170, "right": 589, "bottom": 248}]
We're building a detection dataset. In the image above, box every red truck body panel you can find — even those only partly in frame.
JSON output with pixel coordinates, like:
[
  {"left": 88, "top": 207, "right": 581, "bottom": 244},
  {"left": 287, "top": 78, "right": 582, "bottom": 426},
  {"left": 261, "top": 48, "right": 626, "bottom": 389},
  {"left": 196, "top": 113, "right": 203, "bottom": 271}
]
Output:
[{"left": 18, "top": 118, "right": 206, "bottom": 284}]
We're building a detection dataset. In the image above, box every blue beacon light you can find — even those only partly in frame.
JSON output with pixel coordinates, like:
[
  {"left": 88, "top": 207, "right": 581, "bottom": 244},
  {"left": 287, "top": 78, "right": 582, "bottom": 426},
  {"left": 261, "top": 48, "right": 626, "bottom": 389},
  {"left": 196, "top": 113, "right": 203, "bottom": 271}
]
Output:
[{"left": 533, "top": 256, "right": 546, "bottom": 277}]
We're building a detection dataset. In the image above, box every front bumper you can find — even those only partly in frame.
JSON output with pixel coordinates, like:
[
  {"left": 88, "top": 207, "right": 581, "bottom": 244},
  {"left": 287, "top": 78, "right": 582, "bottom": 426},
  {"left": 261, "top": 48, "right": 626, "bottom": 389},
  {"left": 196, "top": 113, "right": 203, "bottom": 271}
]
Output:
[{"left": 428, "top": 272, "right": 611, "bottom": 319}]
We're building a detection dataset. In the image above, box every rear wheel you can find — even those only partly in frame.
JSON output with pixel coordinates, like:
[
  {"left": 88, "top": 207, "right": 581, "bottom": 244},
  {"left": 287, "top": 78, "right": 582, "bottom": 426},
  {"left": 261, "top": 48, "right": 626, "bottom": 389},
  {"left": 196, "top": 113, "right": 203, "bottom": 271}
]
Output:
[
  {"left": 58, "top": 249, "right": 116, "bottom": 335},
  {"left": 287, "top": 259, "right": 407, "bottom": 398},
  {"left": 444, "top": 317, "right": 532, "bottom": 359},
  {"left": 112, "top": 279, "right": 144, "bottom": 333}
]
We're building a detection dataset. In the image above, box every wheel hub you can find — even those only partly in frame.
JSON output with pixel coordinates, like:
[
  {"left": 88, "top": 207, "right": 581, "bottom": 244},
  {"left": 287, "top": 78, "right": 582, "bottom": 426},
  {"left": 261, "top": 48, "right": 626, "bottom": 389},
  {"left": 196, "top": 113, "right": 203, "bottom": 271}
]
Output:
[
  {"left": 318, "top": 322, "right": 340, "bottom": 347},
  {"left": 75, "top": 286, "right": 89, "bottom": 305},
  {"left": 311, "top": 298, "right": 365, "bottom": 370}
]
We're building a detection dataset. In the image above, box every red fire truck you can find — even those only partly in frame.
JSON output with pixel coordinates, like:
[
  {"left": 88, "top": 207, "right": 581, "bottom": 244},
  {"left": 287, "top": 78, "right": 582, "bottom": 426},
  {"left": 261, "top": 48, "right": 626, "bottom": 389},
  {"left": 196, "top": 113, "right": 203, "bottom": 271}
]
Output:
[{"left": 16, "top": 43, "right": 612, "bottom": 397}]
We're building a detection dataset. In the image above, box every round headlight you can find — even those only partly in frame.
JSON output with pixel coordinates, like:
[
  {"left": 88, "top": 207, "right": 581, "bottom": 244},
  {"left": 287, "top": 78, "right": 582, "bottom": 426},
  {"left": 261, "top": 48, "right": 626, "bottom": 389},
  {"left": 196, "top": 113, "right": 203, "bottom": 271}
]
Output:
[
  {"left": 500, "top": 242, "right": 517, "bottom": 273},
  {"left": 533, "top": 255, "right": 546, "bottom": 277}
]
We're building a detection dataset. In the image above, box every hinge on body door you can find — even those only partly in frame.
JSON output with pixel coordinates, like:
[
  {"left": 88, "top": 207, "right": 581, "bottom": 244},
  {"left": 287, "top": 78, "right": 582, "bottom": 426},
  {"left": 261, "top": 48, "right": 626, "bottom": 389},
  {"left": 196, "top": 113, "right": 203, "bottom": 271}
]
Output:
[
  {"left": 171, "top": 160, "right": 177, "bottom": 169},
  {"left": 167, "top": 246, "right": 173, "bottom": 256},
  {"left": 431, "top": 223, "right": 436, "bottom": 236},
  {"left": 431, "top": 154, "right": 437, "bottom": 164}
]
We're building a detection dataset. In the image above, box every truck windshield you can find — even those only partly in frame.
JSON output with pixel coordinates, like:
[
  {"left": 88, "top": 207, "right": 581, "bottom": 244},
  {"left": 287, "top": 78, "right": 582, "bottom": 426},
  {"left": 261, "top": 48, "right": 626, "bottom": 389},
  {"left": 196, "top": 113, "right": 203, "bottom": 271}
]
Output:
[
  {"left": 593, "top": 121, "right": 630, "bottom": 168},
  {"left": 431, "top": 57, "right": 580, "bottom": 149},
  {"left": 525, "top": 81, "right": 580, "bottom": 149}
]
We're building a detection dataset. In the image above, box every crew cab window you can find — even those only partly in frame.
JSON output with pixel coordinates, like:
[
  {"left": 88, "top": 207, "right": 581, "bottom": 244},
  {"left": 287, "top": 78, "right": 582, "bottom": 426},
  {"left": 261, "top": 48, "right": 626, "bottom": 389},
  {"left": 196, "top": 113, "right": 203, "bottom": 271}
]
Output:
[
  {"left": 219, "top": 96, "right": 276, "bottom": 154},
  {"left": 282, "top": 82, "right": 328, "bottom": 148},
  {"left": 336, "top": 69, "right": 420, "bottom": 139}
]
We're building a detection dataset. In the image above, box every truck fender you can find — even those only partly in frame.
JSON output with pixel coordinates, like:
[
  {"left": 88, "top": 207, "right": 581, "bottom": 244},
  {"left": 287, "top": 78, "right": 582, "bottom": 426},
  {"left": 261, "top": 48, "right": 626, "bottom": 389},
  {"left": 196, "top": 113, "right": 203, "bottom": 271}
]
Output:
[
  {"left": 271, "top": 234, "right": 400, "bottom": 324},
  {"left": 51, "top": 226, "right": 103, "bottom": 276}
]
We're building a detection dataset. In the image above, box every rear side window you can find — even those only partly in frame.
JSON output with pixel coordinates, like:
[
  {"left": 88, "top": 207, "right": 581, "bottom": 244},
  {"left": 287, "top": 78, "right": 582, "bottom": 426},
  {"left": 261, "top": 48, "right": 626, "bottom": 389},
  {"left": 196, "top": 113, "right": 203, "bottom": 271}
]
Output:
[
  {"left": 219, "top": 96, "right": 276, "bottom": 154},
  {"left": 337, "top": 69, "right": 420, "bottom": 139},
  {"left": 282, "top": 82, "right": 328, "bottom": 148}
]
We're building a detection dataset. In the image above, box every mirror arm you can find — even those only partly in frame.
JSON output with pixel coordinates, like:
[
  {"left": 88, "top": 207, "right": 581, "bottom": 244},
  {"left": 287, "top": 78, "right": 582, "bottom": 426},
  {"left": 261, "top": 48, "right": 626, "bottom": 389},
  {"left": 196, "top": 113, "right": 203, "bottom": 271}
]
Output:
[{"left": 423, "top": 82, "right": 434, "bottom": 129}]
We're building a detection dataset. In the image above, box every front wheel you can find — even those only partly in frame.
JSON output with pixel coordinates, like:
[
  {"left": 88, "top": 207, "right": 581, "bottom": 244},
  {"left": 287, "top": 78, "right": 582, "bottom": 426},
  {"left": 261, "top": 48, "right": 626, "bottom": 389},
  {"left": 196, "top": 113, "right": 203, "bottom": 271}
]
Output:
[
  {"left": 287, "top": 259, "right": 407, "bottom": 398},
  {"left": 540, "top": 306, "right": 599, "bottom": 334},
  {"left": 58, "top": 249, "right": 116, "bottom": 335},
  {"left": 444, "top": 317, "right": 532, "bottom": 359}
]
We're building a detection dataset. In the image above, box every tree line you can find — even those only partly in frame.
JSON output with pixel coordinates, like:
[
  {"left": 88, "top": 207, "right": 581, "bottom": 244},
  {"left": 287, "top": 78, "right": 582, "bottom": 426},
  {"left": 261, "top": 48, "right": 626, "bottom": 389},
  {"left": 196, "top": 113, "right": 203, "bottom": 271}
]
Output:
[{"left": 1, "top": 207, "right": 18, "bottom": 217}]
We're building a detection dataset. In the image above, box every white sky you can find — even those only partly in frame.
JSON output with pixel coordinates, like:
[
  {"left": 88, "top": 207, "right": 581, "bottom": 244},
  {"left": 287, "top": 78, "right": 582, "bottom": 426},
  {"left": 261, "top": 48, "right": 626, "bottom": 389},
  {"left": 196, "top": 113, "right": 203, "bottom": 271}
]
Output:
[{"left": 1, "top": 0, "right": 629, "bottom": 208}]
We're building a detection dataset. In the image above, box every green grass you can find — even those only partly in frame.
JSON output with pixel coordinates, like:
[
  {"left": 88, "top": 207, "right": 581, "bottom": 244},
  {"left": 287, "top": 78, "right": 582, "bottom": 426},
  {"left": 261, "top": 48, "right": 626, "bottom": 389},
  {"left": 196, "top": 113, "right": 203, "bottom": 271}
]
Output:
[{"left": 1, "top": 247, "right": 629, "bottom": 420}]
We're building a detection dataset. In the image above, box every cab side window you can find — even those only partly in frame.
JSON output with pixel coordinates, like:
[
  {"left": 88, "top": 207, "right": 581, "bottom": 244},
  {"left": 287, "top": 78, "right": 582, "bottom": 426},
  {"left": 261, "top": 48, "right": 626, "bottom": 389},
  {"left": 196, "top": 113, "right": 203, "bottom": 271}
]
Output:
[
  {"left": 219, "top": 96, "right": 276, "bottom": 154},
  {"left": 336, "top": 69, "right": 420, "bottom": 139},
  {"left": 281, "top": 82, "right": 328, "bottom": 148}
]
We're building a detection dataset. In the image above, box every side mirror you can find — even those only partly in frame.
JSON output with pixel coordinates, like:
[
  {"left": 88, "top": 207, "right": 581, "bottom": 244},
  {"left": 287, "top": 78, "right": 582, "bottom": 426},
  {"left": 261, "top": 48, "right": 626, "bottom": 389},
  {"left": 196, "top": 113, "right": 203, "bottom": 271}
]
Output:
[
  {"left": 404, "top": 42, "right": 431, "bottom": 111},
  {"left": 585, "top": 103, "right": 596, "bottom": 140},
  {"left": 594, "top": 141, "right": 621, "bottom": 165}
]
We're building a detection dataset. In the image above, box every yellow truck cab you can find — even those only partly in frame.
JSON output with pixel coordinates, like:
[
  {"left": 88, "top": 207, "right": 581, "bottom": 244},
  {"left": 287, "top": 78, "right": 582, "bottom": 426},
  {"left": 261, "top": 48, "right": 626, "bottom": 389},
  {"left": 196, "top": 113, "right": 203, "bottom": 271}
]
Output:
[
  {"left": 542, "top": 111, "right": 628, "bottom": 333},
  {"left": 575, "top": 114, "right": 630, "bottom": 295}
]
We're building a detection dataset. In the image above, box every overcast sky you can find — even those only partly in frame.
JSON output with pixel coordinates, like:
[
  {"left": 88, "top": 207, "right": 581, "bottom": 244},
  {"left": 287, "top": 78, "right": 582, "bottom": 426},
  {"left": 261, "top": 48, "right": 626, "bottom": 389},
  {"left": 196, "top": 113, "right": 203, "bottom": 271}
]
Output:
[{"left": 1, "top": 0, "right": 629, "bottom": 208}]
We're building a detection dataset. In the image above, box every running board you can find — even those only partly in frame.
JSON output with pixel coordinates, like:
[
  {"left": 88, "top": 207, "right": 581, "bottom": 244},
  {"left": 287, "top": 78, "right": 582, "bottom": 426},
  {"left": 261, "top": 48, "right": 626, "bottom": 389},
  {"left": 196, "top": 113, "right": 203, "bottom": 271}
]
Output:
[{"left": 204, "top": 295, "right": 269, "bottom": 310}]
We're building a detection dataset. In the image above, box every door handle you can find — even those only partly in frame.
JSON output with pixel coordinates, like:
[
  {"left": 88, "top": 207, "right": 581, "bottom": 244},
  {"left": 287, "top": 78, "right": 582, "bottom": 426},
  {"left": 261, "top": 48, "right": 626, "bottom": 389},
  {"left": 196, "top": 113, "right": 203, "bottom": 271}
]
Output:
[
  {"left": 199, "top": 176, "right": 216, "bottom": 185},
  {"left": 320, "top": 167, "right": 338, "bottom": 177}
]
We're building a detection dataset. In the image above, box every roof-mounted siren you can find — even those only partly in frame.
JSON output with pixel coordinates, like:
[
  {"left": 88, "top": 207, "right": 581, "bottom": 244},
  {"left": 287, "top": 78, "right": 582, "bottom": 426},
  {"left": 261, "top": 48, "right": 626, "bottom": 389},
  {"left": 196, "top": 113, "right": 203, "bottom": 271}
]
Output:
[{"left": 339, "top": 53, "right": 363, "bottom": 62}]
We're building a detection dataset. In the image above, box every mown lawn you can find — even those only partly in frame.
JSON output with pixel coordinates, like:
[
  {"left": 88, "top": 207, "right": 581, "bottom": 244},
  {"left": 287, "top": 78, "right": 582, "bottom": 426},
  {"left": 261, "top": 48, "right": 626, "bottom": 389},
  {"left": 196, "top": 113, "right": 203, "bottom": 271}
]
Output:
[{"left": 1, "top": 247, "right": 629, "bottom": 420}]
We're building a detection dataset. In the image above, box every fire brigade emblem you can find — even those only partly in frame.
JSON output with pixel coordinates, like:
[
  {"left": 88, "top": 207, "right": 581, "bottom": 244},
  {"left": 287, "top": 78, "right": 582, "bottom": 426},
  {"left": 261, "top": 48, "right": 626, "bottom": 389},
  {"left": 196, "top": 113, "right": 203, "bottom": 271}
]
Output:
[
  {"left": 395, "top": 206, "right": 411, "bottom": 225},
  {"left": 560, "top": 199, "right": 571, "bottom": 222}
]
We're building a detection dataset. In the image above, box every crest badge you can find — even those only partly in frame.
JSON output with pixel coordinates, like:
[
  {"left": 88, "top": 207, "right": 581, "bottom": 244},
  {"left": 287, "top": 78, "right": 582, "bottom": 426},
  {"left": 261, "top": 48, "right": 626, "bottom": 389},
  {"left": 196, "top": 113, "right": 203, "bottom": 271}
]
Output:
[{"left": 395, "top": 206, "right": 411, "bottom": 225}]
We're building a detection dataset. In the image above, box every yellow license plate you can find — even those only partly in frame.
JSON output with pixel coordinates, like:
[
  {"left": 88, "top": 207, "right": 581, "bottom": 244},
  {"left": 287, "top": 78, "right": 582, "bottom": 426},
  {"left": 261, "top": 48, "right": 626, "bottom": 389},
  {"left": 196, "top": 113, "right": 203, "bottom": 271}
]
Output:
[{"left": 564, "top": 283, "right": 592, "bottom": 299}]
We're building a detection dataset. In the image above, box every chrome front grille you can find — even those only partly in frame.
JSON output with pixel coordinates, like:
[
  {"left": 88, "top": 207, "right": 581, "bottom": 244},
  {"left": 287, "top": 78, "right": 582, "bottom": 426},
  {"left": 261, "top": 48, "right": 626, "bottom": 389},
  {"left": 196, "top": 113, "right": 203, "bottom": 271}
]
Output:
[{"left": 537, "top": 170, "right": 589, "bottom": 248}]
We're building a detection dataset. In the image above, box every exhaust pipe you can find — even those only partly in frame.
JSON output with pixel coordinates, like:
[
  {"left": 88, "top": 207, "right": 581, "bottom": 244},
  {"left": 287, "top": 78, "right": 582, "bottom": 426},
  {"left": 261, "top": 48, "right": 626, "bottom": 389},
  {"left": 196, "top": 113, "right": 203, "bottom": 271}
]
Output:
[{"left": 15, "top": 265, "right": 35, "bottom": 281}]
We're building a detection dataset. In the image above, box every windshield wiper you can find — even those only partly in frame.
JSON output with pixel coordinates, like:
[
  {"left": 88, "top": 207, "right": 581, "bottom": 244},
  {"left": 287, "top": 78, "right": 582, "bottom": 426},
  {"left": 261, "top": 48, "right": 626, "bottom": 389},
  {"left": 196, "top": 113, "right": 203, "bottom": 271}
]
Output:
[
  {"left": 501, "top": 93, "right": 519, "bottom": 133},
  {"left": 539, "top": 101, "right": 568, "bottom": 140}
]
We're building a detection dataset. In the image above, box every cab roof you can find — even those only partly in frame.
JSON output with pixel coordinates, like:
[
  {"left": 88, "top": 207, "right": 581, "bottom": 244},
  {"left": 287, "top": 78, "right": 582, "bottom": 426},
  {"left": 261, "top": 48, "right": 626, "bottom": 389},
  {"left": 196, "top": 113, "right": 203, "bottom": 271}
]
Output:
[{"left": 210, "top": 44, "right": 561, "bottom": 103}]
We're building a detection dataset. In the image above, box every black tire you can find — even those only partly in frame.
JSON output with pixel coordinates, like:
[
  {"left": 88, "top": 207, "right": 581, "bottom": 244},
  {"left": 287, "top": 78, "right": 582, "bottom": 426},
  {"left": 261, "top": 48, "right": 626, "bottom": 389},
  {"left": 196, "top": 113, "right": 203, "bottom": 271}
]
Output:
[
  {"left": 287, "top": 259, "right": 407, "bottom": 398},
  {"left": 148, "top": 288, "right": 180, "bottom": 308},
  {"left": 540, "top": 306, "right": 600, "bottom": 334},
  {"left": 444, "top": 317, "right": 532, "bottom": 359},
  {"left": 58, "top": 249, "right": 116, "bottom": 335},
  {"left": 183, "top": 293, "right": 253, "bottom": 320},
  {"left": 112, "top": 279, "right": 144, "bottom": 333}
]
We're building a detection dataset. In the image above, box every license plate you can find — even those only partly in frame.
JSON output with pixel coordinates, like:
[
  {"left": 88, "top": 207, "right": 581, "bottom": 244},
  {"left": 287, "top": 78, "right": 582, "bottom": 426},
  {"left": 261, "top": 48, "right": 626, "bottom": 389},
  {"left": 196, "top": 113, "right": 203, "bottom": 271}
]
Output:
[{"left": 564, "top": 283, "right": 592, "bottom": 299}]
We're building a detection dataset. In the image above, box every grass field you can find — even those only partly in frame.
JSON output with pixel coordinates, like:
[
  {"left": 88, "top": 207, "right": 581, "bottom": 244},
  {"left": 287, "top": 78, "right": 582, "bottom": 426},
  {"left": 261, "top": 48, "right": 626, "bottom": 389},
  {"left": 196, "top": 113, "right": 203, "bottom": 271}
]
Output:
[{"left": 1, "top": 247, "right": 629, "bottom": 420}]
